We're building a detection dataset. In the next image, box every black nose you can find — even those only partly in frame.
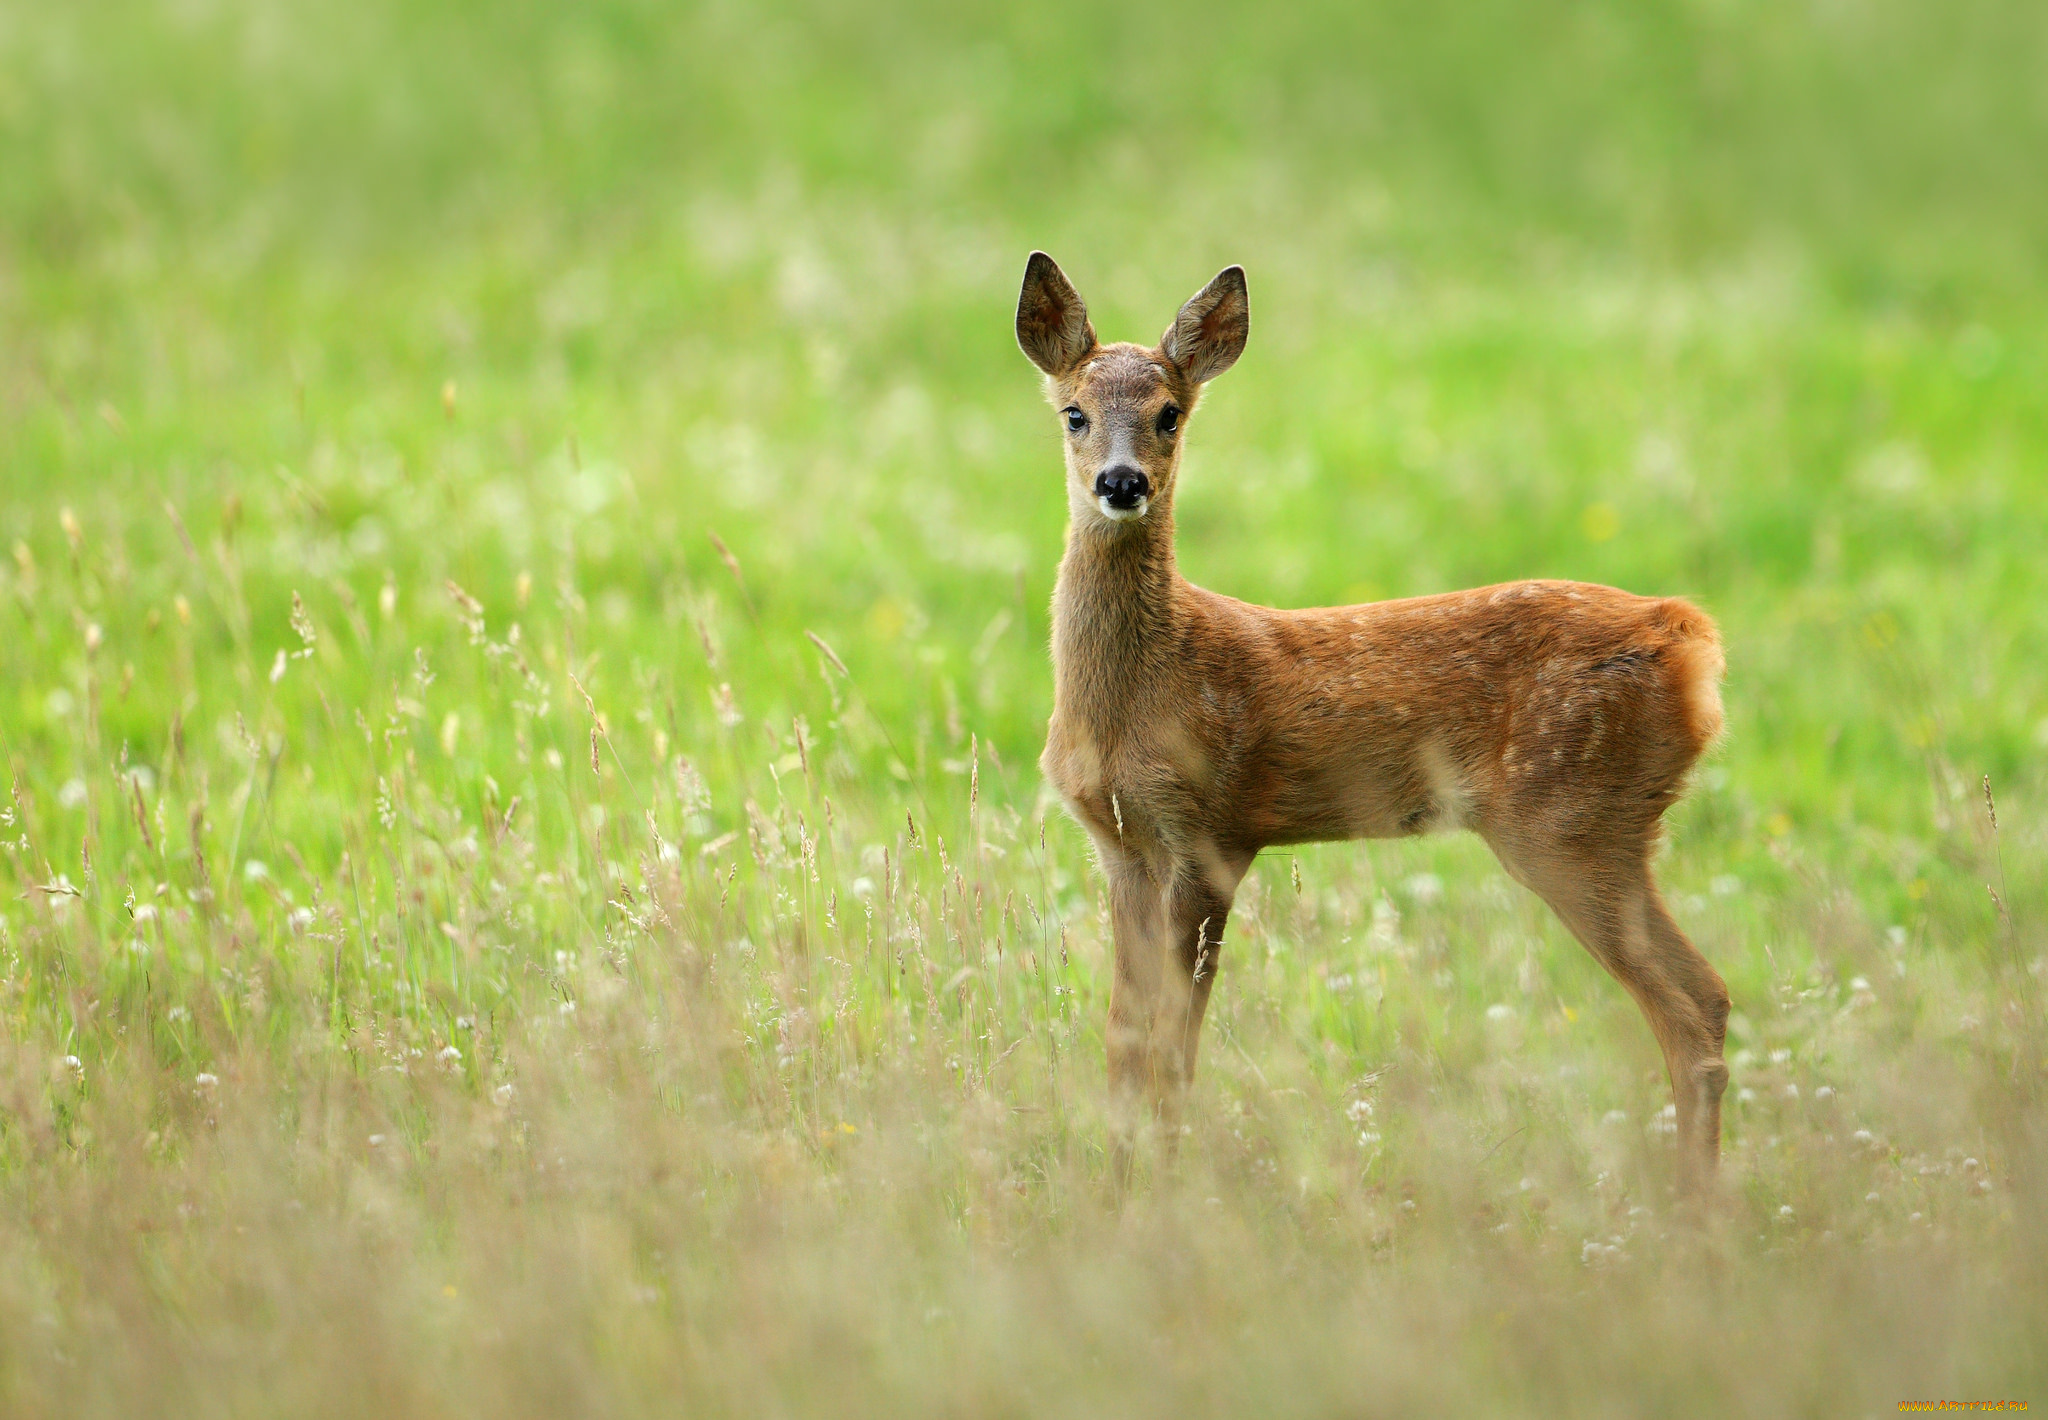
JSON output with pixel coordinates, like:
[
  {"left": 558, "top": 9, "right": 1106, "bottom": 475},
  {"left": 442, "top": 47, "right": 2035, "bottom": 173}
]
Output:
[{"left": 1094, "top": 466, "right": 1150, "bottom": 510}]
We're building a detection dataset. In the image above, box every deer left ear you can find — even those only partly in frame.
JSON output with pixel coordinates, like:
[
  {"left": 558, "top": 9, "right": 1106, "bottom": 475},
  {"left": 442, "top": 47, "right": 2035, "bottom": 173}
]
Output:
[{"left": 1162, "top": 265, "right": 1249, "bottom": 385}]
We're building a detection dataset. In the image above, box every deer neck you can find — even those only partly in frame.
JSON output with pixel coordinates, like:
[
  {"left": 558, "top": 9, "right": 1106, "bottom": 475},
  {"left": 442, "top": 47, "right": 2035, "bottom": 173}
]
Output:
[{"left": 1051, "top": 508, "right": 1184, "bottom": 724}]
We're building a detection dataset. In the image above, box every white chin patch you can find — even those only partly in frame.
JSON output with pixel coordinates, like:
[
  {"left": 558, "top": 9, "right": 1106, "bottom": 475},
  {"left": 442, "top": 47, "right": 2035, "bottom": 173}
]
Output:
[{"left": 1097, "top": 496, "right": 1148, "bottom": 522}]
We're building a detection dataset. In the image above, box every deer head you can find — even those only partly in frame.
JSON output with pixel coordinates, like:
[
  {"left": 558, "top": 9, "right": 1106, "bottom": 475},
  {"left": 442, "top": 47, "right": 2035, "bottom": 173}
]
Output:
[{"left": 1016, "top": 252, "right": 1249, "bottom": 528}]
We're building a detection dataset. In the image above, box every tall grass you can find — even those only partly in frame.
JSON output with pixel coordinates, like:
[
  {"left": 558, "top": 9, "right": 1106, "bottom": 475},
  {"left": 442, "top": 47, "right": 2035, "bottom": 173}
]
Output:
[{"left": 2, "top": 0, "right": 2045, "bottom": 1411}]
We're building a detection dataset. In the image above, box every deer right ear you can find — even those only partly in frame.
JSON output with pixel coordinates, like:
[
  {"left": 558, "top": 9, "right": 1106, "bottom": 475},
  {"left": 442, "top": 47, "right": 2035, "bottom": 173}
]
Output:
[{"left": 1016, "top": 252, "right": 1096, "bottom": 376}]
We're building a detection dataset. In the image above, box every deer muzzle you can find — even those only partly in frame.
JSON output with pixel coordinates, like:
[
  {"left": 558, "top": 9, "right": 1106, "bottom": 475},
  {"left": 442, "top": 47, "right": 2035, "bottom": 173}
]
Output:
[{"left": 1094, "top": 466, "right": 1150, "bottom": 517}]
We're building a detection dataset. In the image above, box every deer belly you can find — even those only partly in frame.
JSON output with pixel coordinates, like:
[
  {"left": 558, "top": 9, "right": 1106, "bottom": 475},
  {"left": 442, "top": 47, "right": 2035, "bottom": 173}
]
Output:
[{"left": 1247, "top": 740, "right": 1463, "bottom": 845}]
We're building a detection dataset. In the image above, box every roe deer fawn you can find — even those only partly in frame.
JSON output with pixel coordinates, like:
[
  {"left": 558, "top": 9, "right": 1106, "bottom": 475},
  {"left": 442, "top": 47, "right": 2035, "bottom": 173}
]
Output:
[{"left": 1015, "top": 252, "right": 1732, "bottom": 1193}]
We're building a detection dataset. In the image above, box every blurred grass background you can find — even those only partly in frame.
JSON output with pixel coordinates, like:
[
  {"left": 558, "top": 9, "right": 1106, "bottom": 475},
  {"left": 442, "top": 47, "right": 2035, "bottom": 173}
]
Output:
[{"left": 2, "top": 0, "right": 2046, "bottom": 1413}]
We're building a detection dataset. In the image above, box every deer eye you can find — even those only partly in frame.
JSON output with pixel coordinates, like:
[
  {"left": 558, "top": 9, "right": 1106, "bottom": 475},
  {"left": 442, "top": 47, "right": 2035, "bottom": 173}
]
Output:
[
  {"left": 1064, "top": 407, "right": 1087, "bottom": 433},
  {"left": 1157, "top": 405, "right": 1180, "bottom": 437}
]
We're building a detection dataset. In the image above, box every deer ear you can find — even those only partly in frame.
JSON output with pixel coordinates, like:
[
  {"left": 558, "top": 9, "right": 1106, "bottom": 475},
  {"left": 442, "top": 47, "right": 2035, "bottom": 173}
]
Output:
[
  {"left": 1162, "top": 265, "right": 1249, "bottom": 385},
  {"left": 1016, "top": 252, "right": 1096, "bottom": 376}
]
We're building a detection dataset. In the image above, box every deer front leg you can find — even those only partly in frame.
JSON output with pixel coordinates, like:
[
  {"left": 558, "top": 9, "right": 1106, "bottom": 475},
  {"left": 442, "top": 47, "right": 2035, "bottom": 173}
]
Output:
[
  {"left": 1150, "top": 854, "right": 1249, "bottom": 1113},
  {"left": 1101, "top": 849, "right": 1171, "bottom": 1158}
]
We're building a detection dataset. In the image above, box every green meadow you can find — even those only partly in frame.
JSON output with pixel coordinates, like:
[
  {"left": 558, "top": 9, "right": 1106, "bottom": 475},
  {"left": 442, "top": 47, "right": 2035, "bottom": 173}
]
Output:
[{"left": 2, "top": 0, "right": 2045, "bottom": 1412}]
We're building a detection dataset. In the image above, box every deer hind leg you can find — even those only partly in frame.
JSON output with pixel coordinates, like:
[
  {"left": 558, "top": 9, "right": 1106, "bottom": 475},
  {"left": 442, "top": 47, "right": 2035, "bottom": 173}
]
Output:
[
  {"left": 1506, "top": 846, "right": 1731, "bottom": 1195},
  {"left": 1641, "top": 887, "right": 1731, "bottom": 1192}
]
